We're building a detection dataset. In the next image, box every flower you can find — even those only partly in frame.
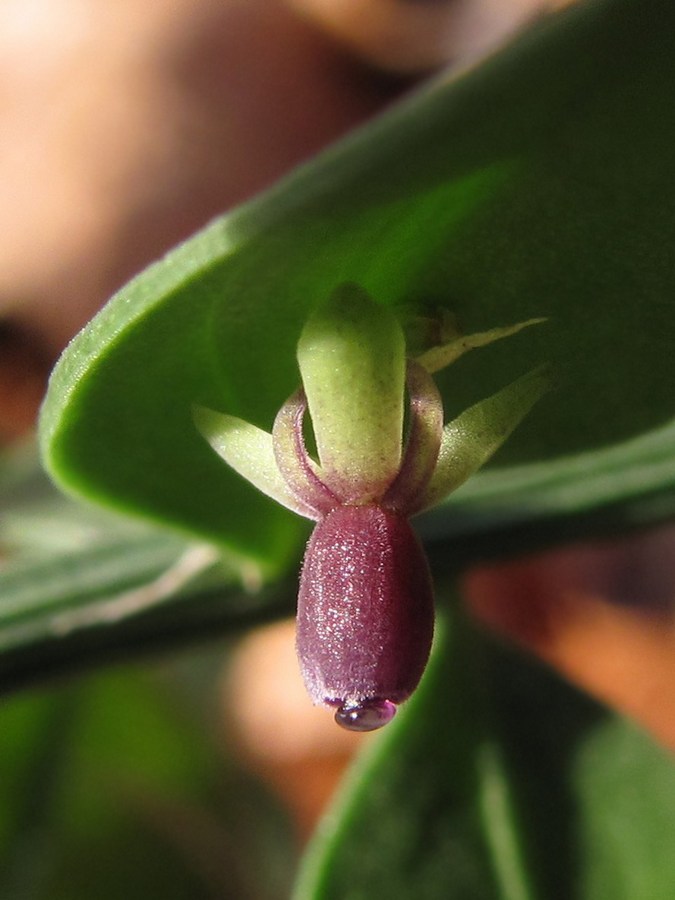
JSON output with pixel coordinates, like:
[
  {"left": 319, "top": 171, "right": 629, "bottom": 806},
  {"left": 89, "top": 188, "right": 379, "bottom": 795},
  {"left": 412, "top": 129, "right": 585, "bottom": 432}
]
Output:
[{"left": 194, "top": 284, "right": 548, "bottom": 731}]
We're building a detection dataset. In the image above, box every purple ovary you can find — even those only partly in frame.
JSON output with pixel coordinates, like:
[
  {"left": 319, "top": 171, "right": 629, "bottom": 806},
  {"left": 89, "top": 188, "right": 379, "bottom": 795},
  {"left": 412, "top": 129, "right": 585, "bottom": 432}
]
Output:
[{"left": 296, "top": 505, "right": 435, "bottom": 721}]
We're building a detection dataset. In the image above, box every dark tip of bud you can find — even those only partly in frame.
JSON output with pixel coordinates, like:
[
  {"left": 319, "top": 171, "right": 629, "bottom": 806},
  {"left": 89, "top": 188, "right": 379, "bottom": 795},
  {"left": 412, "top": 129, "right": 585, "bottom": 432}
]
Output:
[{"left": 334, "top": 698, "right": 397, "bottom": 732}]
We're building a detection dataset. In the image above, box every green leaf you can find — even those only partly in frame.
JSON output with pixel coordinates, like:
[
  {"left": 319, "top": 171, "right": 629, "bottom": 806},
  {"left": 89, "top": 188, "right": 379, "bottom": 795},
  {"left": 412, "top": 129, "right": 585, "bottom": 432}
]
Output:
[
  {"left": 572, "top": 719, "right": 675, "bottom": 900},
  {"left": 0, "top": 531, "right": 293, "bottom": 692},
  {"left": 294, "top": 609, "right": 675, "bottom": 900},
  {"left": 0, "top": 663, "right": 296, "bottom": 900},
  {"left": 0, "top": 452, "right": 293, "bottom": 691},
  {"left": 39, "top": 0, "right": 675, "bottom": 556}
]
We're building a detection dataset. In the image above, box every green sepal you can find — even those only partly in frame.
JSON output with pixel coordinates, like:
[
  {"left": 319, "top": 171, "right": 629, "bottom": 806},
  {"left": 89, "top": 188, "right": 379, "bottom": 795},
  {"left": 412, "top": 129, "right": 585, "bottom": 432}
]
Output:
[
  {"left": 192, "top": 406, "right": 314, "bottom": 518},
  {"left": 414, "top": 366, "right": 552, "bottom": 513},
  {"left": 416, "top": 318, "right": 547, "bottom": 374}
]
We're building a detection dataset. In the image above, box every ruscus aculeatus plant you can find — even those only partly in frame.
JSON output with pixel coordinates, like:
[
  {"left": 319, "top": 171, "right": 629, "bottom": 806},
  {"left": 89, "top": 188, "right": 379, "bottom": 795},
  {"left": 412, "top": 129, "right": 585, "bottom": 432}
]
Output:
[{"left": 194, "top": 285, "right": 549, "bottom": 731}]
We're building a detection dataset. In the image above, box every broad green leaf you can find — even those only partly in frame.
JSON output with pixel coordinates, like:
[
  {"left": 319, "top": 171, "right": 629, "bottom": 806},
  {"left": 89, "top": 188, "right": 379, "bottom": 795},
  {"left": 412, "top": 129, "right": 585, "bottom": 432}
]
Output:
[
  {"left": 39, "top": 0, "right": 675, "bottom": 558},
  {"left": 294, "top": 610, "right": 675, "bottom": 900}
]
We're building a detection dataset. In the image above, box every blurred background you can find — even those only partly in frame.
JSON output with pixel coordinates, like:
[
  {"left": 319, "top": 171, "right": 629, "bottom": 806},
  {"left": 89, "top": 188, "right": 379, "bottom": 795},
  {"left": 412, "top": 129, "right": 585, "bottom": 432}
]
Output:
[{"left": 0, "top": 1, "right": 673, "bottom": 898}]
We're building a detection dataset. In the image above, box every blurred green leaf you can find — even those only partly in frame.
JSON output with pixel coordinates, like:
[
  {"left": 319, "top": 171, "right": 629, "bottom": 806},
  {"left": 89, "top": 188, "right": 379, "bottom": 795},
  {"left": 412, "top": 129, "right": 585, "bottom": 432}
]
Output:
[
  {"left": 39, "top": 0, "right": 675, "bottom": 561},
  {"left": 0, "top": 527, "right": 292, "bottom": 693},
  {"left": 295, "top": 610, "right": 675, "bottom": 900},
  {"left": 0, "top": 449, "right": 294, "bottom": 692},
  {"left": 0, "top": 661, "right": 296, "bottom": 900}
]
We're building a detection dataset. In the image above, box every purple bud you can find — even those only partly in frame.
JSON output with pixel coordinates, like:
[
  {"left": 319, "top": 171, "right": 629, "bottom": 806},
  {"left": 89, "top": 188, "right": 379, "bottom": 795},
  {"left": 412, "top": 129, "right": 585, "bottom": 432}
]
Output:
[{"left": 296, "top": 505, "right": 434, "bottom": 730}]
